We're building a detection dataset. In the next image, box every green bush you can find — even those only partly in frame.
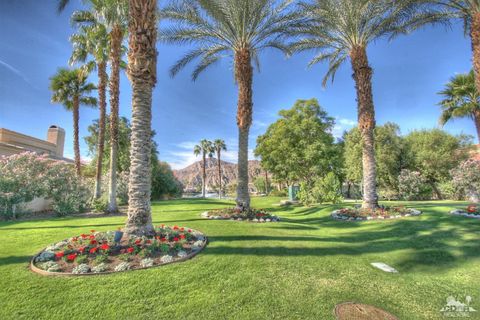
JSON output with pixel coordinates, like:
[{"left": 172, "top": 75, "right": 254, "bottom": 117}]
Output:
[
  {"left": 269, "top": 189, "right": 287, "bottom": 197},
  {"left": 298, "top": 173, "right": 343, "bottom": 206}
]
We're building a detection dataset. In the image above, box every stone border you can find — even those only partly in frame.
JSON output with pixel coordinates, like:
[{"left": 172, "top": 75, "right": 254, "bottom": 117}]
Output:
[
  {"left": 201, "top": 211, "right": 280, "bottom": 223},
  {"left": 450, "top": 209, "right": 480, "bottom": 219},
  {"left": 331, "top": 208, "right": 422, "bottom": 221},
  {"left": 30, "top": 229, "right": 208, "bottom": 277}
]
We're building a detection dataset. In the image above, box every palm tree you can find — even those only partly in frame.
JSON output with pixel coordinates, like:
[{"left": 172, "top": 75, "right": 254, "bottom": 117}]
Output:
[
  {"left": 433, "top": 1, "right": 480, "bottom": 103},
  {"left": 73, "top": 0, "right": 129, "bottom": 212},
  {"left": 438, "top": 70, "right": 480, "bottom": 141},
  {"left": 124, "top": 0, "right": 158, "bottom": 236},
  {"left": 213, "top": 139, "right": 227, "bottom": 197},
  {"left": 70, "top": 18, "right": 110, "bottom": 199},
  {"left": 194, "top": 139, "right": 214, "bottom": 198},
  {"left": 50, "top": 68, "right": 97, "bottom": 176},
  {"left": 291, "top": 0, "right": 436, "bottom": 209},
  {"left": 161, "top": 0, "right": 302, "bottom": 210}
]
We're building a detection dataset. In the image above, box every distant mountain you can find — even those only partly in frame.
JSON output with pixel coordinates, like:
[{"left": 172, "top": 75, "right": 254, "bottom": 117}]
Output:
[{"left": 173, "top": 158, "right": 264, "bottom": 192}]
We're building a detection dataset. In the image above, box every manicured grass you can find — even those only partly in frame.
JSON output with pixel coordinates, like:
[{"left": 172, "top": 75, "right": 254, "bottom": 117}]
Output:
[{"left": 0, "top": 198, "right": 478, "bottom": 319}]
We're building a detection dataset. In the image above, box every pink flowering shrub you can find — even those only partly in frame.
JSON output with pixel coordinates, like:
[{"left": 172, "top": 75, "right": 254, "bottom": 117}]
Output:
[
  {"left": 451, "top": 159, "right": 480, "bottom": 202},
  {"left": 0, "top": 152, "right": 91, "bottom": 218}
]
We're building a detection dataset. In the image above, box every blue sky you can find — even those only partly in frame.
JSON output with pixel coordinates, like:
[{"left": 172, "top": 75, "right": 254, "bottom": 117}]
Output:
[{"left": 0, "top": 1, "right": 475, "bottom": 169}]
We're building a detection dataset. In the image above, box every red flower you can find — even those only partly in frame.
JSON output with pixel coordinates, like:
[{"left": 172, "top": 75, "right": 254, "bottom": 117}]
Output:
[
  {"left": 127, "top": 247, "right": 134, "bottom": 254},
  {"left": 467, "top": 205, "right": 477, "bottom": 213},
  {"left": 146, "top": 240, "right": 152, "bottom": 244},
  {"left": 161, "top": 224, "right": 165, "bottom": 228},
  {"left": 180, "top": 234, "right": 186, "bottom": 240},
  {"left": 135, "top": 239, "right": 142, "bottom": 245},
  {"left": 66, "top": 253, "right": 77, "bottom": 261},
  {"left": 173, "top": 237, "right": 179, "bottom": 242},
  {"left": 180, "top": 227, "right": 184, "bottom": 232},
  {"left": 80, "top": 234, "right": 88, "bottom": 239},
  {"left": 187, "top": 229, "right": 192, "bottom": 233},
  {"left": 72, "top": 237, "right": 78, "bottom": 242},
  {"left": 100, "top": 243, "right": 110, "bottom": 251},
  {"left": 89, "top": 235, "right": 95, "bottom": 240},
  {"left": 155, "top": 236, "right": 160, "bottom": 240},
  {"left": 89, "top": 247, "right": 98, "bottom": 254},
  {"left": 160, "top": 237, "right": 167, "bottom": 242},
  {"left": 90, "top": 230, "right": 95, "bottom": 233},
  {"left": 90, "top": 240, "right": 97, "bottom": 245},
  {"left": 78, "top": 247, "right": 86, "bottom": 254},
  {"left": 55, "top": 251, "right": 64, "bottom": 258},
  {"left": 173, "top": 226, "right": 179, "bottom": 230}
]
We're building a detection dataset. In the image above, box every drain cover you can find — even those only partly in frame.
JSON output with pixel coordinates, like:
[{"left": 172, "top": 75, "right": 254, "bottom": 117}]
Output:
[{"left": 334, "top": 302, "right": 398, "bottom": 320}]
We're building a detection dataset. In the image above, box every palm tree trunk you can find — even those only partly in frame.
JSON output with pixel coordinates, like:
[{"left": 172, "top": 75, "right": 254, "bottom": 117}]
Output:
[
  {"left": 217, "top": 150, "right": 222, "bottom": 198},
  {"left": 350, "top": 46, "right": 378, "bottom": 210},
  {"left": 473, "top": 110, "right": 480, "bottom": 143},
  {"left": 94, "top": 61, "right": 107, "bottom": 199},
  {"left": 202, "top": 153, "right": 206, "bottom": 197},
  {"left": 73, "top": 96, "right": 81, "bottom": 177},
  {"left": 125, "top": 0, "right": 157, "bottom": 236},
  {"left": 107, "top": 25, "right": 122, "bottom": 213},
  {"left": 471, "top": 13, "right": 480, "bottom": 102},
  {"left": 234, "top": 48, "right": 253, "bottom": 211}
]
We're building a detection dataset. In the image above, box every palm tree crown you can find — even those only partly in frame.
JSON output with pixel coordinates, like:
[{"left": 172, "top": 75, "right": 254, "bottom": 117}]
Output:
[
  {"left": 438, "top": 70, "right": 480, "bottom": 140},
  {"left": 50, "top": 68, "right": 97, "bottom": 110},
  {"left": 292, "top": 0, "right": 437, "bottom": 86},
  {"left": 194, "top": 139, "right": 214, "bottom": 158},
  {"left": 161, "top": 0, "right": 304, "bottom": 80}
]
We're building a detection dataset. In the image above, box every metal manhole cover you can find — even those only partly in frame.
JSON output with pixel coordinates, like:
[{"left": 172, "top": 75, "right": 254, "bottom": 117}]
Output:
[{"left": 334, "top": 302, "right": 398, "bottom": 320}]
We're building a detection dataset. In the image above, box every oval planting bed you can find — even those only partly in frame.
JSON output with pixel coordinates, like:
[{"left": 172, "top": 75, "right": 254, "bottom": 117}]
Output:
[
  {"left": 201, "top": 208, "right": 280, "bottom": 222},
  {"left": 30, "top": 225, "right": 207, "bottom": 276},
  {"left": 332, "top": 206, "right": 421, "bottom": 221},
  {"left": 450, "top": 205, "right": 480, "bottom": 219}
]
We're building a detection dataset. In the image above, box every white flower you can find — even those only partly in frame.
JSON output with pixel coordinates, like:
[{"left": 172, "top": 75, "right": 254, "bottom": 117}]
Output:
[{"left": 160, "top": 255, "right": 173, "bottom": 263}]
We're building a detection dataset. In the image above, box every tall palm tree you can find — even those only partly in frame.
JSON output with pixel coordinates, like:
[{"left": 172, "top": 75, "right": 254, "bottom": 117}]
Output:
[
  {"left": 73, "top": 0, "right": 129, "bottom": 212},
  {"left": 213, "top": 139, "right": 227, "bottom": 197},
  {"left": 124, "top": 0, "right": 158, "bottom": 236},
  {"left": 50, "top": 68, "right": 97, "bottom": 176},
  {"left": 70, "top": 18, "right": 110, "bottom": 199},
  {"left": 433, "top": 1, "right": 480, "bottom": 103},
  {"left": 194, "top": 139, "right": 214, "bottom": 198},
  {"left": 291, "top": 0, "right": 436, "bottom": 209},
  {"left": 161, "top": 0, "right": 303, "bottom": 211},
  {"left": 438, "top": 70, "right": 480, "bottom": 141}
]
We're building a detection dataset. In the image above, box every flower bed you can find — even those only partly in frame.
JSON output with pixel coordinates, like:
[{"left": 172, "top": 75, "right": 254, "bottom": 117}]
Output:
[
  {"left": 450, "top": 204, "right": 480, "bottom": 219},
  {"left": 30, "top": 225, "right": 207, "bottom": 276},
  {"left": 201, "top": 208, "right": 280, "bottom": 222},
  {"left": 332, "top": 206, "right": 421, "bottom": 221}
]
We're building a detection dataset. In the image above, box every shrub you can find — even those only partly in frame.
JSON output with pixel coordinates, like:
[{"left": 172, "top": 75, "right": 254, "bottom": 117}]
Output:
[
  {"left": 92, "top": 197, "right": 109, "bottom": 213},
  {"left": 298, "top": 173, "right": 343, "bottom": 205},
  {"left": 398, "top": 170, "right": 432, "bottom": 201},
  {"left": 269, "top": 189, "right": 287, "bottom": 197},
  {"left": 451, "top": 159, "right": 480, "bottom": 202}
]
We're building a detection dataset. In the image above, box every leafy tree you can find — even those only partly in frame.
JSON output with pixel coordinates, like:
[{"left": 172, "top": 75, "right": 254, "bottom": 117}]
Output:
[
  {"left": 194, "top": 139, "right": 214, "bottom": 198},
  {"left": 50, "top": 68, "right": 97, "bottom": 176},
  {"left": 298, "top": 172, "right": 343, "bottom": 206},
  {"left": 161, "top": 0, "right": 303, "bottom": 211},
  {"left": 213, "top": 139, "right": 227, "bottom": 197},
  {"left": 69, "top": 16, "right": 110, "bottom": 198},
  {"left": 404, "top": 129, "right": 471, "bottom": 199},
  {"left": 343, "top": 123, "right": 407, "bottom": 198},
  {"left": 291, "top": 0, "right": 437, "bottom": 209},
  {"left": 398, "top": 169, "right": 432, "bottom": 201},
  {"left": 438, "top": 70, "right": 480, "bottom": 142},
  {"left": 253, "top": 176, "right": 271, "bottom": 195},
  {"left": 151, "top": 162, "right": 183, "bottom": 200},
  {"left": 255, "top": 99, "right": 340, "bottom": 186}
]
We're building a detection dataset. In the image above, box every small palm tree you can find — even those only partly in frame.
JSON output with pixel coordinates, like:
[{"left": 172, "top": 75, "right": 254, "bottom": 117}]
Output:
[
  {"left": 194, "top": 139, "right": 214, "bottom": 198},
  {"left": 439, "top": 70, "right": 480, "bottom": 141},
  {"left": 73, "top": 0, "right": 129, "bottom": 212},
  {"left": 161, "top": 0, "right": 302, "bottom": 210},
  {"left": 124, "top": 0, "right": 158, "bottom": 236},
  {"left": 213, "top": 139, "right": 227, "bottom": 197},
  {"left": 291, "top": 0, "right": 436, "bottom": 209},
  {"left": 50, "top": 68, "right": 97, "bottom": 176},
  {"left": 70, "top": 17, "right": 110, "bottom": 199}
]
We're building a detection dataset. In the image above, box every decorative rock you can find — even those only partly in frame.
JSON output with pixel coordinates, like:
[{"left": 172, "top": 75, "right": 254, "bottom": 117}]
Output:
[
  {"left": 192, "top": 240, "right": 204, "bottom": 250},
  {"left": 35, "top": 251, "right": 55, "bottom": 263},
  {"left": 140, "top": 258, "right": 154, "bottom": 268},
  {"left": 266, "top": 218, "right": 271, "bottom": 222},
  {"left": 72, "top": 264, "right": 91, "bottom": 274},
  {"left": 114, "top": 262, "right": 131, "bottom": 272},
  {"left": 259, "top": 218, "right": 265, "bottom": 222},
  {"left": 371, "top": 262, "right": 398, "bottom": 273},
  {"left": 160, "top": 255, "right": 173, "bottom": 263},
  {"left": 91, "top": 263, "right": 108, "bottom": 273},
  {"left": 177, "top": 250, "right": 188, "bottom": 258},
  {"left": 253, "top": 218, "right": 258, "bottom": 222}
]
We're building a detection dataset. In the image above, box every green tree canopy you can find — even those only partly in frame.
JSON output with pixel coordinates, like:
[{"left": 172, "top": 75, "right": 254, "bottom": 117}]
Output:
[{"left": 255, "top": 99, "right": 341, "bottom": 185}]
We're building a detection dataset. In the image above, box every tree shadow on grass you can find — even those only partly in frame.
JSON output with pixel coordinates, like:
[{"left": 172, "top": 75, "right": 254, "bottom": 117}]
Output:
[{"left": 0, "top": 255, "right": 32, "bottom": 267}]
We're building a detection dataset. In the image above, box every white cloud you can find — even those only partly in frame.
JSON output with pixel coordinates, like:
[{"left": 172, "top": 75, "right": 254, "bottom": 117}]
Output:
[
  {"left": 336, "top": 117, "right": 356, "bottom": 126},
  {"left": 0, "top": 58, "right": 36, "bottom": 89}
]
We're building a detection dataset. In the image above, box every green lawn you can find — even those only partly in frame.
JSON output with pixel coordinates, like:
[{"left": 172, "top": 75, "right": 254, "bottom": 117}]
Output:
[{"left": 0, "top": 197, "right": 478, "bottom": 319}]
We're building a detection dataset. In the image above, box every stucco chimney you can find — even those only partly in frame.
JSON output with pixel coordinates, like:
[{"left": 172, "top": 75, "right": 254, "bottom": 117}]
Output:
[{"left": 47, "top": 125, "right": 65, "bottom": 157}]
